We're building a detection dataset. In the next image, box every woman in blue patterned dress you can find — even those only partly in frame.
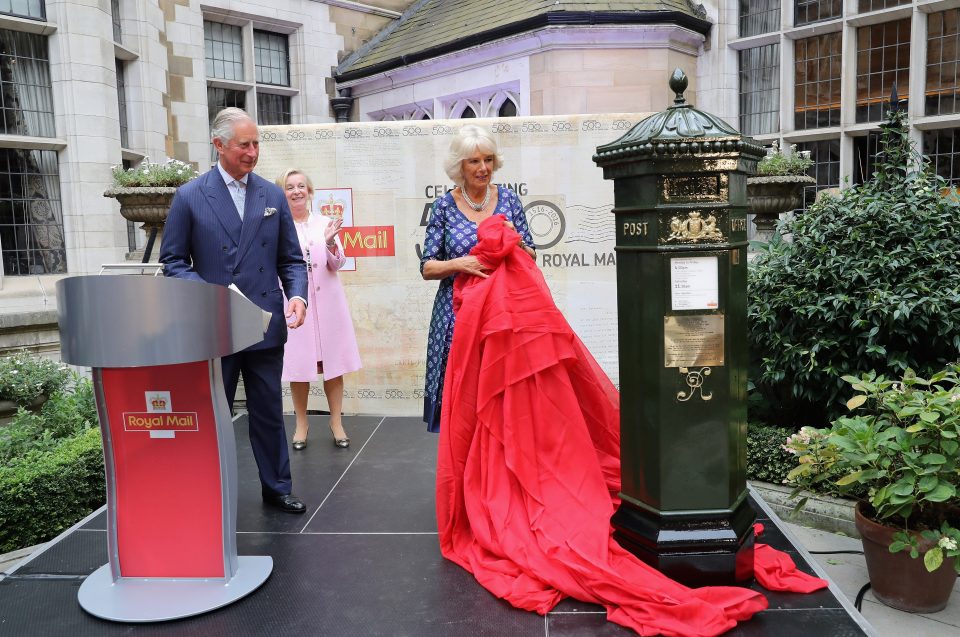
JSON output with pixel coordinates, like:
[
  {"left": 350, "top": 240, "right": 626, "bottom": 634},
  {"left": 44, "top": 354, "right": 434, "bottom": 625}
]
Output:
[{"left": 420, "top": 124, "right": 536, "bottom": 432}]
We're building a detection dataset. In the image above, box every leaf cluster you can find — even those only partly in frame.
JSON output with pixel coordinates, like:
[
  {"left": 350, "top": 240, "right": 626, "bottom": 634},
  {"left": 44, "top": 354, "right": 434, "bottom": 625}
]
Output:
[
  {"left": 784, "top": 367, "right": 960, "bottom": 573},
  {"left": 749, "top": 109, "right": 960, "bottom": 424},
  {"left": 0, "top": 376, "right": 103, "bottom": 552},
  {"left": 756, "top": 141, "right": 813, "bottom": 177},
  {"left": 746, "top": 423, "right": 798, "bottom": 484},
  {"left": 111, "top": 157, "right": 198, "bottom": 188},
  {"left": 0, "top": 353, "right": 70, "bottom": 405}
]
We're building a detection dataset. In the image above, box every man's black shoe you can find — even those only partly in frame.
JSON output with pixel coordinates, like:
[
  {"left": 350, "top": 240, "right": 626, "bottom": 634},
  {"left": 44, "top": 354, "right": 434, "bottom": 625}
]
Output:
[{"left": 262, "top": 492, "right": 306, "bottom": 514}]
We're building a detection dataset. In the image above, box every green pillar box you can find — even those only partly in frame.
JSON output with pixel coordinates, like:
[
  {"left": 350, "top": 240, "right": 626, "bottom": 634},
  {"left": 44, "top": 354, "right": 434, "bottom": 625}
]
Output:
[{"left": 593, "top": 69, "right": 765, "bottom": 586}]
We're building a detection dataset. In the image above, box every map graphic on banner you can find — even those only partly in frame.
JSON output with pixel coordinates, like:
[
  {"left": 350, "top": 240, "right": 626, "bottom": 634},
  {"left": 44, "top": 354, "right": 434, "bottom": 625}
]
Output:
[{"left": 257, "top": 114, "right": 649, "bottom": 417}]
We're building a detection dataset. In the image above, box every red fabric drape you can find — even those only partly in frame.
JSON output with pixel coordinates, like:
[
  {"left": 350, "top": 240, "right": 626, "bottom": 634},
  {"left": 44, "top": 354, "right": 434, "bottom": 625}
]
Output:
[{"left": 436, "top": 216, "right": 825, "bottom": 637}]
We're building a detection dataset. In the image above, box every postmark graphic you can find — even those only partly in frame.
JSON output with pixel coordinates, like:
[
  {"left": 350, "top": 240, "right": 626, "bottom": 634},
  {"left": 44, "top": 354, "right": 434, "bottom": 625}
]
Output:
[{"left": 523, "top": 200, "right": 565, "bottom": 250}]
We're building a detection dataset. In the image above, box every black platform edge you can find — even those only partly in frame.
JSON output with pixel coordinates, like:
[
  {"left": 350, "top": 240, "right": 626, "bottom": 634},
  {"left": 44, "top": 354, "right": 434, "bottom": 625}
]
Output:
[{"left": 747, "top": 485, "right": 879, "bottom": 637}]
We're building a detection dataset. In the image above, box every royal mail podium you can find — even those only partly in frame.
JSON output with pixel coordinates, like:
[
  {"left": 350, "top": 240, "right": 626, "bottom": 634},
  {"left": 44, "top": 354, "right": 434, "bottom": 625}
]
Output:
[{"left": 57, "top": 275, "right": 272, "bottom": 622}]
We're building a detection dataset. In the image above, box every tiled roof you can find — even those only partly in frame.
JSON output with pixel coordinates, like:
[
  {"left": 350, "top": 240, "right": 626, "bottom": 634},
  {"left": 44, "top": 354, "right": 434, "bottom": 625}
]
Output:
[{"left": 336, "top": 0, "right": 711, "bottom": 82}]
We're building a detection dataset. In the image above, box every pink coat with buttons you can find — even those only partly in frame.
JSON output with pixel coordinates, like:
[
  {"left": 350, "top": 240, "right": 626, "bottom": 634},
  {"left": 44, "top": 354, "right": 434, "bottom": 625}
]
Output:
[{"left": 281, "top": 213, "right": 361, "bottom": 382}]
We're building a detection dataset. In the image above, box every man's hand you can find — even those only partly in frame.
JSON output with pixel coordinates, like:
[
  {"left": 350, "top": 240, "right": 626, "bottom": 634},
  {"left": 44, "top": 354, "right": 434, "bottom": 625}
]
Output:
[{"left": 286, "top": 298, "right": 306, "bottom": 328}]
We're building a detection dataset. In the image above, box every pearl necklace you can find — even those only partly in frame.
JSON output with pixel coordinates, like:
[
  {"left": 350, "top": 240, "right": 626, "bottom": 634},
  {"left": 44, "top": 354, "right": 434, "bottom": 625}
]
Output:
[{"left": 461, "top": 185, "right": 490, "bottom": 211}]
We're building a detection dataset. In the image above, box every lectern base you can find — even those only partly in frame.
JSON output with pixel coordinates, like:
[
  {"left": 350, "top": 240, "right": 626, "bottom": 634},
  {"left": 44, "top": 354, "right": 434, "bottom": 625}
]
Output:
[{"left": 77, "top": 556, "right": 273, "bottom": 622}]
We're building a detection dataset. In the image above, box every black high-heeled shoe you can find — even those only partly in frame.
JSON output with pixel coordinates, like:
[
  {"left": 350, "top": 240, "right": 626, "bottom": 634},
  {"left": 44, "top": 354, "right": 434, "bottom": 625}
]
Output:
[{"left": 292, "top": 438, "right": 308, "bottom": 450}]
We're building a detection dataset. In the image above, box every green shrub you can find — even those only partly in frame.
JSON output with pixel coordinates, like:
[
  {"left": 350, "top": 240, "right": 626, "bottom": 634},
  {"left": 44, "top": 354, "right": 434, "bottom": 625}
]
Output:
[
  {"left": 0, "top": 426, "right": 105, "bottom": 552},
  {"left": 746, "top": 423, "right": 796, "bottom": 485},
  {"left": 0, "top": 376, "right": 104, "bottom": 552},
  {"left": 0, "top": 353, "right": 69, "bottom": 406},
  {"left": 0, "top": 375, "right": 97, "bottom": 462},
  {"left": 749, "top": 108, "right": 960, "bottom": 425}
]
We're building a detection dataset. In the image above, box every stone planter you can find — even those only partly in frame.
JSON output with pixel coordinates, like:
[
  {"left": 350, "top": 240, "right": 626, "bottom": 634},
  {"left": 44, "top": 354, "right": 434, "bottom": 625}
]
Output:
[
  {"left": 104, "top": 187, "right": 177, "bottom": 262},
  {"left": 855, "top": 502, "right": 957, "bottom": 613},
  {"left": 0, "top": 395, "right": 49, "bottom": 425},
  {"left": 749, "top": 480, "right": 859, "bottom": 538},
  {"left": 746, "top": 175, "right": 816, "bottom": 244}
]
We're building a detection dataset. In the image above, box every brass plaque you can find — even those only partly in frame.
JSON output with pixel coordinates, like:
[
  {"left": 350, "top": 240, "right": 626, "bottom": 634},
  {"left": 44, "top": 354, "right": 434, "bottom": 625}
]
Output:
[
  {"left": 664, "top": 314, "right": 725, "bottom": 367},
  {"left": 660, "top": 174, "right": 728, "bottom": 203}
]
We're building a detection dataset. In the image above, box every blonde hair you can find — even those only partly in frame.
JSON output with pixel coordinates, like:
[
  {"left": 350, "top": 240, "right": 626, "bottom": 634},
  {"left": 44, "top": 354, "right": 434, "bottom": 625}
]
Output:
[
  {"left": 443, "top": 124, "right": 503, "bottom": 187},
  {"left": 275, "top": 168, "right": 314, "bottom": 210}
]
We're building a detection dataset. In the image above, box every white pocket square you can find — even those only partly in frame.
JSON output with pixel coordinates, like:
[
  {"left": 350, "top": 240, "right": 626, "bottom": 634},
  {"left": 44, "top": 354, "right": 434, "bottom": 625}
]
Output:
[{"left": 264, "top": 207, "right": 277, "bottom": 217}]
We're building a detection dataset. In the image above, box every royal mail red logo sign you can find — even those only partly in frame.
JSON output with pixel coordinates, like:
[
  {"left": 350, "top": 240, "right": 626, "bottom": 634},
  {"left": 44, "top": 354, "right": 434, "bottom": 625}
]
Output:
[
  {"left": 339, "top": 226, "right": 395, "bottom": 257},
  {"left": 123, "top": 412, "right": 199, "bottom": 431}
]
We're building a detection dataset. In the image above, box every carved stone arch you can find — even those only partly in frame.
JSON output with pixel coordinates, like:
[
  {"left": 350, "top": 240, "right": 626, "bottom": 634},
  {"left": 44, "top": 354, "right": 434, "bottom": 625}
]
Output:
[{"left": 490, "top": 90, "right": 520, "bottom": 117}]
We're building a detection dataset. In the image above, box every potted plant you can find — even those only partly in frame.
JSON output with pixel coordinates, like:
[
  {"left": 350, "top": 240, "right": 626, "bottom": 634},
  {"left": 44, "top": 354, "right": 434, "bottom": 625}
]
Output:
[
  {"left": 747, "top": 141, "right": 816, "bottom": 243},
  {"left": 104, "top": 158, "right": 199, "bottom": 261},
  {"left": 0, "top": 353, "right": 70, "bottom": 424},
  {"left": 784, "top": 367, "right": 960, "bottom": 613}
]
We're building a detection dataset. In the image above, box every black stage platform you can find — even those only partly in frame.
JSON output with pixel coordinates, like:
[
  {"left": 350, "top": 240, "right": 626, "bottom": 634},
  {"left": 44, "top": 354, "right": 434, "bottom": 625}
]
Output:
[{"left": 0, "top": 415, "right": 877, "bottom": 636}]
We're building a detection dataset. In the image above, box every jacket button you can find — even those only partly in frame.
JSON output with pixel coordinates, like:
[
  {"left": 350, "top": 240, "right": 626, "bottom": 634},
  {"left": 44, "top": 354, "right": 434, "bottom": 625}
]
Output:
[
  {"left": 261, "top": 292, "right": 267, "bottom": 297},
  {"left": 259, "top": 266, "right": 264, "bottom": 272},
  {"left": 261, "top": 241, "right": 267, "bottom": 247},
  {"left": 222, "top": 246, "right": 227, "bottom": 252}
]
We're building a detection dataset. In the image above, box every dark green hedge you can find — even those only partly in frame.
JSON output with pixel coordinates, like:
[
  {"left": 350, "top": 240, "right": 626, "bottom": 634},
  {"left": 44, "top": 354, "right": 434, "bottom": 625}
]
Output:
[
  {"left": 0, "top": 426, "right": 104, "bottom": 553},
  {"left": 746, "top": 423, "right": 795, "bottom": 486}
]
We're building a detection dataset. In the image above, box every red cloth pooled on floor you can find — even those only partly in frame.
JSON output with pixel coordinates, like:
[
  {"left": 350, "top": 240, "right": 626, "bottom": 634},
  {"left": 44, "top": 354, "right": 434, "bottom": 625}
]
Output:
[
  {"left": 436, "top": 216, "right": 771, "bottom": 637},
  {"left": 752, "top": 524, "right": 828, "bottom": 593}
]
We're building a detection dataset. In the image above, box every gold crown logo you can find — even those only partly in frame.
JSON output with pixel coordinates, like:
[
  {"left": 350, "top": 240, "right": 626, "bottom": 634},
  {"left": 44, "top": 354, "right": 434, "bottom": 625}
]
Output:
[{"left": 150, "top": 397, "right": 167, "bottom": 410}]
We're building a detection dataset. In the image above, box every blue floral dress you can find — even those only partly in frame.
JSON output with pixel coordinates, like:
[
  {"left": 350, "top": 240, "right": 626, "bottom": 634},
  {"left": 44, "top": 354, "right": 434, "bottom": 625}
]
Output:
[{"left": 420, "top": 186, "right": 534, "bottom": 432}]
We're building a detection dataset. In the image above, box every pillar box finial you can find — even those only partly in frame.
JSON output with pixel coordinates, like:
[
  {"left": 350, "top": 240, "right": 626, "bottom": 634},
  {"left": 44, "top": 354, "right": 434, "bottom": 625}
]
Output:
[
  {"left": 669, "top": 68, "right": 688, "bottom": 106},
  {"left": 593, "top": 71, "right": 764, "bottom": 586}
]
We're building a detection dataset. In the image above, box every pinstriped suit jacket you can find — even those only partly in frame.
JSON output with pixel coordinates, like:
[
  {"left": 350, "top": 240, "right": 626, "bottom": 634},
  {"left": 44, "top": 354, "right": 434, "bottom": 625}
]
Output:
[{"left": 159, "top": 168, "right": 308, "bottom": 350}]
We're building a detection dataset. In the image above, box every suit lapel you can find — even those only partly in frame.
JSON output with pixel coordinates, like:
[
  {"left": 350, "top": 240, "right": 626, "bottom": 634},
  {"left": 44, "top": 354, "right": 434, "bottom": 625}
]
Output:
[
  {"left": 237, "top": 174, "right": 265, "bottom": 262},
  {"left": 202, "top": 170, "right": 242, "bottom": 247}
]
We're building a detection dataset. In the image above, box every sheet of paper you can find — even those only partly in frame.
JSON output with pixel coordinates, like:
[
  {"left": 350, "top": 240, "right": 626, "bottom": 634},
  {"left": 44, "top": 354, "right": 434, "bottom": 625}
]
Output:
[{"left": 670, "top": 257, "right": 719, "bottom": 311}]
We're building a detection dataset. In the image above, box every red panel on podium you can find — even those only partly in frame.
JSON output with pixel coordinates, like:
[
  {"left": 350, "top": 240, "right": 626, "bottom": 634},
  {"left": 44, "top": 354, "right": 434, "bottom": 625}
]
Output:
[{"left": 101, "top": 361, "right": 224, "bottom": 578}]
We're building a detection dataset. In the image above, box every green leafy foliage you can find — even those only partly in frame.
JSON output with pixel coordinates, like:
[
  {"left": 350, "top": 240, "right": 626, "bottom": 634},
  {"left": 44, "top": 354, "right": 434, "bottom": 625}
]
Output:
[
  {"left": 749, "top": 109, "right": 960, "bottom": 424},
  {"left": 0, "top": 376, "right": 104, "bottom": 553},
  {"left": 756, "top": 140, "right": 813, "bottom": 177},
  {"left": 0, "top": 353, "right": 69, "bottom": 406},
  {"left": 746, "top": 423, "right": 797, "bottom": 484},
  {"left": 784, "top": 367, "right": 960, "bottom": 573},
  {"left": 111, "top": 157, "right": 198, "bottom": 187}
]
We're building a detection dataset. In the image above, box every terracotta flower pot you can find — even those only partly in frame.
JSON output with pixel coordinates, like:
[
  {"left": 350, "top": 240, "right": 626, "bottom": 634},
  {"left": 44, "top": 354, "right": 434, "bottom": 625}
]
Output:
[{"left": 854, "top": 502, "right": 957, "bottom": 613}]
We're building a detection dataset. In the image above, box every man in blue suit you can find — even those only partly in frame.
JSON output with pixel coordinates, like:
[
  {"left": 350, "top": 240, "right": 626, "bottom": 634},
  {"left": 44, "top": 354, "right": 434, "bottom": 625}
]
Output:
[{"left": 160, "top": 108, "right": 308, "bottom": 514}]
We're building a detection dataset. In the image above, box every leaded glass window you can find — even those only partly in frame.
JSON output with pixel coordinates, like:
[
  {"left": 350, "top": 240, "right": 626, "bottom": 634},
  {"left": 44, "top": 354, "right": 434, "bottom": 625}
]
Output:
[
  {"left": 257, "top": 92, "right": 290, "bottom": 125},
  {"left": 254, "top": 30, "right": 289, "bottom": 87},
  {"left": 739, "top": 44, "right": 780, "bottom": 136},
  {"left": 0, "top": 0, "right": 44, "bottom": 21},
  {"left": 798, "top": 140, "right": 840, "bottom": 208},
  {"left": 204, "top": 21, "right": 244, "bottom": 81},
  {"left": 927, "top": 10, "right": 960, "bottom": 116},
  {"left": 795, "top": 0, "right": 842, "bottom": 27},
  {"left": 0, "top": 29, "right": 55, "bottom": 137},
  {"left": 739, "top": 0, "right": 779, "bottom": 38},
  {"left": 795, "top": 33, "right": 841, "bottom": 129},
  {"left": 856, "top": 20, "right": 911, "bottom": 123},
  {"left": 0, "top": 148, "right": 65, "bottom": 275}
]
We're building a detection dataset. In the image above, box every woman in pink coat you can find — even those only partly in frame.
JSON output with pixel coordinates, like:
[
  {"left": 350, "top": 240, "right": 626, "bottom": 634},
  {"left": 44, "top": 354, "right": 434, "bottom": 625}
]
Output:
[{"left": 277, "top": 168, "right": 362, "bottom": 450}]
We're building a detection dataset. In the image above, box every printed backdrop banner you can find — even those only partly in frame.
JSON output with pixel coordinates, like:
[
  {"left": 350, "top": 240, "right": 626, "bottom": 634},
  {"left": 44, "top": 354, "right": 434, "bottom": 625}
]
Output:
[{"left": 257, "top": 113, "right": 650, "bottom": 417}]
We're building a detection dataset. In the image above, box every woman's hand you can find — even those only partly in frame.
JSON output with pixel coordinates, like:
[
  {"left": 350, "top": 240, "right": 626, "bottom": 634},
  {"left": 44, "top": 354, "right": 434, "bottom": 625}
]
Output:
[
  {"left": 455, "top": 255, "right": 489, "bottom": 278},
  {"left": 324, "top": 217, "right": 344, "bottom": 245}
]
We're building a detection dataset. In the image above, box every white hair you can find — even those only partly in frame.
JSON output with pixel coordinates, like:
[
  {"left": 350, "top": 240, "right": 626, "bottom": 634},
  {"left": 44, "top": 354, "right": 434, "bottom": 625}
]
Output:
[
  {"left": 211, "top": 107, "right": 255, "bottom": 144},
  {"left": 443, "top": 124, "right": 503, "bottom": 187}
]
